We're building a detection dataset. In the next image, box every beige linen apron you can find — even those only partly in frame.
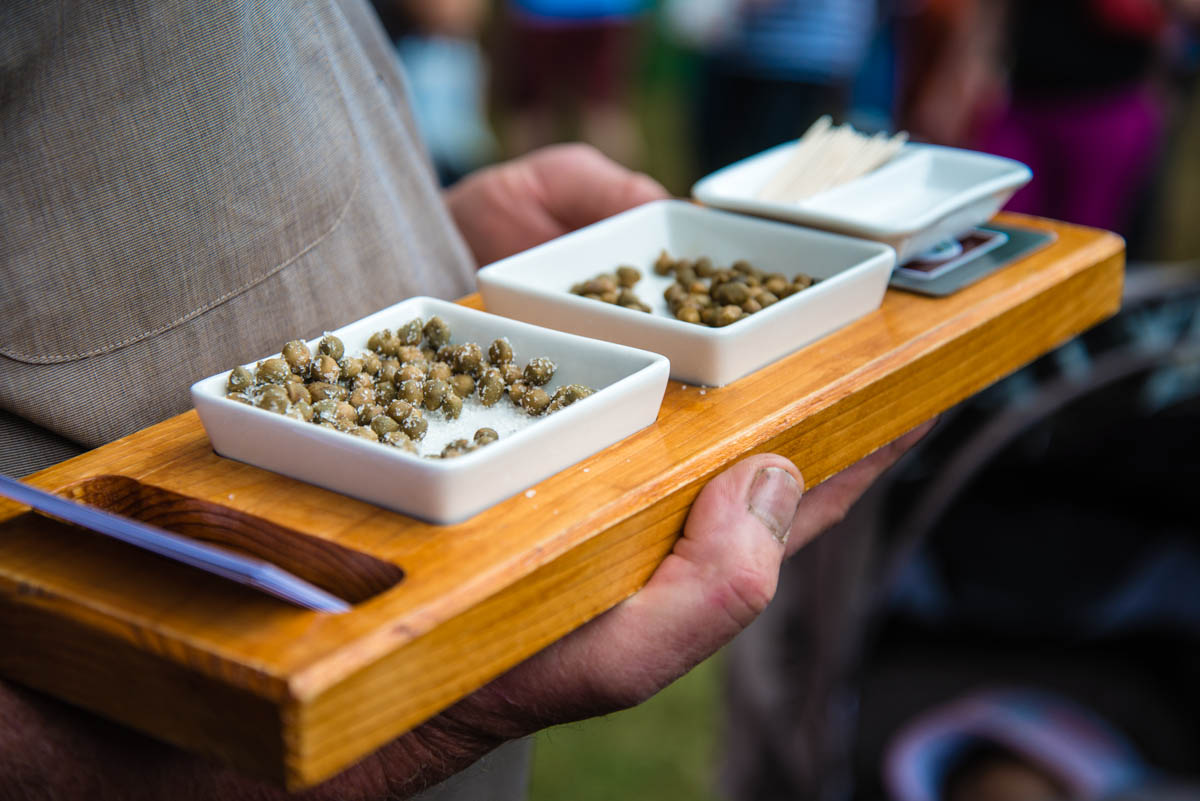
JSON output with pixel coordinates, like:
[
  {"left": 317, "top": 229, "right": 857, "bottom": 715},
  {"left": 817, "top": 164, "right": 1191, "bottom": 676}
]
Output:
[{"left": 0, "top": 1, "right": 531, "bottom": 797}]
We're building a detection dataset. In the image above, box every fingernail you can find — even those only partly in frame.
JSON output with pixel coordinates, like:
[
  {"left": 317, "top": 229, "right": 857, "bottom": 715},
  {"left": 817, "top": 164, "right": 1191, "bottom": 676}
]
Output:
[{"left": 747, "top": 467, "right": 802, "bottom": 545}]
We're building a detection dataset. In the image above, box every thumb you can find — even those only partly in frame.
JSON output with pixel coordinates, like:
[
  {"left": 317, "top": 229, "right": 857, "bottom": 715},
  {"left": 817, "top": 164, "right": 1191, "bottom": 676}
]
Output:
[{"left": 491, "top": 454, "right": 802, "bottom": 724}]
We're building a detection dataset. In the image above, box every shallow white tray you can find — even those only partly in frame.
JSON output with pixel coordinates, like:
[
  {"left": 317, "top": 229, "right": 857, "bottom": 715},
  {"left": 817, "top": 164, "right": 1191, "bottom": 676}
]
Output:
[
  {"left": 191, "top": 298, "right": 669, "bottom": 524},
  {"left": 691, "top": 142, "right": 1032, "bottom": 264},
  {"left": 476, "top": 200, "right": 894, "bottom": 387}
]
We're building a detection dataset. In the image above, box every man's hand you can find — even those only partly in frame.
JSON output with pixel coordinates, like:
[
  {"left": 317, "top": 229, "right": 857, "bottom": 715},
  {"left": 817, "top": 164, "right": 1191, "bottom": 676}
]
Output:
[
  {"left": 0, "top": 423, "right": 933, "bottom": 801},
  {"left": 444, "top": 143, "right": 669, "bottom": 267}
]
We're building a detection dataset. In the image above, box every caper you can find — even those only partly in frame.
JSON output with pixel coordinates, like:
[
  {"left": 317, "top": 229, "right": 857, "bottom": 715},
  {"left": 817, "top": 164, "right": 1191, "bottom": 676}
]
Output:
[
  {"left": 333, "top": 401, "right": 358, "bottom": 428},
  {"left": 654, "top": 249, "right": 675, "bottom": 275},
  {"left": 383, "top": 430, "right": 416, "bottom": 451},
  {"left": 318, "top": 335, "right": 344, "bottom": 362},
  {"left": 549, "top": 383, "right": 594, "bottom": 412},
  {"left": 509, "top": 380, "right": 530, "bottom": 406},
  {"left": 617, "top": 289, "right": 641, "bottom": 307},
  {"left": 676, "top": 305, "right": 701, "bottom": 324},
  {"left": 454, "top": 342, "right": 483, "bottom": 374},
  {"left": 387, "top": 399, "right": 414, "bottom": 422},
  {"left": 488, "top": 338, "right": 513, "bottom": 364},
  {"left": 397, "top": 344, "right": 424, "bottom": 364},
  {"left": 289, "top": 400, "right": 314, "bottom": 422},
  {"left": 427, "top": 361, "right": 453, "bottom": 383},
  {"left": 381, "top": 335, "right": 403, "bottom": 357},
  {"left": 478, "top": 368, "right": 504, "bottom": 406},
  {"left": 256, "top": 358, "right": 290, "bottom": 385},
  {"left": 225, "top": 392, "right": 251, "bottom": 404},
  {"left": 732, "top": 259, "right": 754, "bottom": 276},
  {"left": 350, "top": 372, "right": 373, "bottom": 392},
  {"left": 695, "top": 257, "right": 715, "bottom": 277},
  {"left": 361, "top": 351, "right": 382, "bottom": 376},
  {"left": 701, "top": 307, "right": 719, "bottom": 326},
  {"left": 400, "top": 411, "right": 427, "bottom": 440},
  {"left": 227, "top": 366, "right": 254, "bottom": 393},
  {"left": 742, "top": 298, "right": 763, "bottom": 314},
  {"left": 348, "top": 385, "right": 375, "bottom": 408},
  {"left": 716, "top": 305, "right": 743, "bottom": 327},
  {"left": 764, "top": 275, "right": 789, "bottom": 296},
  {"left": 379, "top": 358, "right": 400, "bottom": 384},
  {"left": 599, "top": 289, "right": 620, "bottom": 304},
  {"left": 357, "top": 403, "right": 384, "bottom": 425},
  {"left": 349, "top": 426, "right": 378, "bottom": 442},
  {"left": 312, "top": 354, "right": 340, "bottom": 384},
  {"left": 524, "top": 357, "right": 555, "bottom": 386},
  {"left": 664, "top": 284, "right": 687, "bottom": 307},
  {"left": 793, "top": 272, "right": 815, "bottom": 290},
  {"left": 398, "top": 317, "right": 423, "bottom": 346},
  {"left": 312, "top": 399, "right": 340, "bottom": 424},
  {"left": 253, "top": 385, "right": 288, "bottom": 413},
  {"left": 441, "top": 439, "right": 471, "bottom": 459},
  {"left": 474, "top": 427, "right": 499, "bottom": 446},
  {"left": 376, "top": 381, "right": 397, "bottom": 405},
  {"left": 522, "top": 387, "right": 551, "bottom": 416},
  {"left": 583, "top": 275, "right": 617, "bottom": 295},
  {"left": 616, "top": 265, "right": 641, "bottom": 287},
  {"left": 422, "top": 378, "right": 449, "bottom": 411},
  {"left": 398, "top": 378, "right": 423, "bottom": 406},
  {"left": 307, "top": 381, "right": 345, "bottom": 402},
  {"left": 758, "top": 291, "right": 779, "bottom": 308},
  {"left": 441, "top": 391, "right": 463, "bottom": 420},
  {"left": 286, "top": 383, "right": 311, "bottom": 404},
  {"left": 340, "top": 357, "right": 363, "bottom": 382},
  {"left": 502, "top": 363, "right": 523, "bottom": 386},
  {"left": 450, "top": 373, "right": 475, "bottom": 398},
  {"left": 282, "top": 340, "right": 312, "bottom": 374},
  {"left": 423, "top": 316, "right": 451, "bottom": 349},
  {"left": 714, "top": 281, "right": 750, "bottom": 306},
  {"left": 370, "top": 414, "right": 400, "bottom": 438},
  {"left": 676, "top": 265, "right": 698, "bottom": 287},
  {"left": 367, "top": 330, "right": 390, "bottom": 352},
  {"left": 397, "top": 363, "right": 426, "bottom": 383}
]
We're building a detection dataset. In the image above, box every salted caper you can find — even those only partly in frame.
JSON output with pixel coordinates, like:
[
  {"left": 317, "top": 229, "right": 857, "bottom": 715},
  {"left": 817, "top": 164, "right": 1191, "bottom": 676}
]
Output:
[
  {"left": 312, "top": 354, "right": 340, "bottom": 384},
  {"left": 387, "top": 399, "right": 414, "bottom": 421},
  {"left": 348, "top": 385, "right": 375, "bottom": 408},
  {"left": 449, "top": 373, "right": 475, "bottom": 398},
  {"left": 716, "top": 305, "right": 743, "bottom": 327},
  {"left": 361, "top": 351, "right": 382, "bottom": 376},
  {"left": 227, "top": 366, "right": 254, "bottom": 393},
  {"left": 370, "top": 414, "right": 400, "bottom": 438},
  {"left": 398, "top": 317, "right": 423, "bottom": 346},
  {"left": 477, "top": 368, "right": 504, "bottom": 406},
  {"left": 509, "top": 380, "right": 530, "bottom": 406},
  {"left": 427, "top": 361, "right": 452, "bottom": 383},
  {"left": 397, "top": 363, "right": 426, "bottom": 383},
  {"left": 318, "top": 335, "right": 344, "bottom": 362},
  {"left": 400, "top": 411, "right": 427, "bottom": 440},
  {"left": 254, "top": 385, "right": 289, "bottom": 414},
  {"left": 282, "top": 340, "right": 312, "bottom": 373},
  {"left": 616, "top": 265, "right": 641, "bottom": 287},
  {"left": 357, "top": 403, "right": 385, "bottom": 425},
  {"left": 348, "top": 426, "right": 378, "bottom": 442},
  {"left": 502, "top": 363, "right": 523, "bottom": 386},
  {"left": 422, "top": 378, "right": 449, "bottom": 411},
  {"left": 286, "top": 383, "right": 311, "bottom": 404},
  {"left": 422, "top": 316, "right": 451, "bottom": 349},
  {"left": 256, "top": 357, "right": 290, "bottom": 385},
  {"left": 455, "top": 342, "right": 483, "bottom": 374},
  {"left": 488, "top": 338, "right": 513, "bottom": 365},
  {"left": 307, "top": 381, "right": 345, "bottom": 402},
  {"left": 440, "top": 439, "right": 471, "bottom": 459},
  {"left": 398, "top": 378, "right": 423, "bottom": 406},
  {"left": 441, "top": 391, "right": 463, "bottom": 420},
  {"left": 474, "top": 427, "right": 499, "bottom": 446},
  {"left": 524, "top": 357, "right": 555, "bottom": 386},
  {"left": 522, "top": 387, "right": 551, "bottom": 416}
]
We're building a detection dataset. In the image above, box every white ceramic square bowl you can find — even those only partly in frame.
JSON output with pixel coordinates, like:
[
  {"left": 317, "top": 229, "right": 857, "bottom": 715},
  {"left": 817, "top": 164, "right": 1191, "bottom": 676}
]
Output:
[
  {"left": 191, "top": 298, "right": 670, "bottom": 524},
  {"left": 476, "top": 200, "right": 895, "bottom": 387},
  {"left": 691, "top": 143, "right": 1032, "bottom": 264}
]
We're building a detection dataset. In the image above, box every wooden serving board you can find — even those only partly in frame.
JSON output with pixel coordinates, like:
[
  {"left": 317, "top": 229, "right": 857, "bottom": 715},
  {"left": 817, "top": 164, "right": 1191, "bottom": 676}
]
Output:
[{"left": 0, "top": 214, "right": 1123, "bottom": 789}]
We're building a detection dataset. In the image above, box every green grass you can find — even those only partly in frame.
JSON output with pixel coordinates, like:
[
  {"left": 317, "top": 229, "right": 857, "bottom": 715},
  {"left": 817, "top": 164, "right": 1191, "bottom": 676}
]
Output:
[{"left": 528, "top": 653, "right": 725, "bottom": 801}]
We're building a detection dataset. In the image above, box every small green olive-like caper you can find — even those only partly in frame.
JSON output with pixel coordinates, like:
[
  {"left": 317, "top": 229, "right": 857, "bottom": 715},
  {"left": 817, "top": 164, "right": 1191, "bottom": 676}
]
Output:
[
  {"left": 549, "top": 383, "right": 594, "bottom": 412},
  {"left": 381, "top": 335, "right": 403, "bottom": 357},
  {"left": 617, "top": 289, "right": 642, "bottom": 307},
  {"left": 387, "top": 399, "right": 414, "bottom": 422},
  {"left": 340, "top": 357, "right": 364, "bottom": 381},
  {"left": 256, "top": 357, "right": 291, "bottom": 385},
  {"left": 225, "top": 392, "right": 251, "bottom": 405},
  {"left": 455, "top": 342, "right": 483, "bottom": 374},
  {"left": 423, "top": 316, "right": 451, "bottom": 349},
  {"left": 716, "top": 305, "right": 743, "bottom": 327},
  {"left": 227, "top": 366, "right": 254, "bottom": 393},
  {"left": 713, "top": 281, "right": 750, "bottom": 306},
  {"left": 350, "top": 372, "right": 373, "bottom": 392},
  {"left": 398, "top": 317, "right": 423, "bottom": 346},
  {"left": 312, "top": 354, "right": 340, "bottom": 384},
  {"left": 307, "top": 381, "right": 345, "bottom": 402},
  {"left": 509, "top": 380, "right": 530, "bottom": 406},
  {"left": 654, "top": 249, "right": 675, "bottom": 275},
  {"left": 333, "top": 402, "right": 358, "bottom": 428},
  {"left": 286, "top": 383, "right": 311, "bottom": 404},
  {"left": 349, "top": 426, "right": 379, "bottom": 442},
  {"left": 400, "top": 411, "right": 427, "bottom": 440},
  {"left": 478, "top": 368, "right": 504, "bottom": 406},
  {"left": 474, "top": 427, "right": 499, "bottom": 446},
  {"left": 370, "top": 414, "right": 400, "bottom": 438},
  {"left": 449, "top": 373, "right": 475, "bottom": 399},
  {"left": 398, "top": 378, "right": 424, "bottom": 406},
  {"left": 427, "top": 361, "right": 453, "bottom": 383},
  {"left": 441, "top": 391, "right": 463, "bottom": 420},
  {"left": 312, "top": 398, "right": 340, "bottom": 424},
  {"left": 488, "top": 338, "right": 513, "bottom": 365},
  {"left": 616, "top": 265, "right": 641, "bottom": 287},
  {"left": 282, "top": 340, "right": 312, "bottom": 373},
  {"left": 376, "top": 381, "right": 397, "bottom": 405},
  {"left": 583, "top": 275, "right": 617, "bottom": 295},
  {"left": 695, "top": 257, "right": 715, "bottom": 277},
  {"left": 522, "top": 387, "right": 551, "bottom": 416},
  {"left": 379, "top": 358, "right": 401, "bottom": 384},
  {"left": 441, "top": 439, "right": 471, "bottom": 459},
  {"left": 764, "top": 275, "right": 789, "bottom": 296},
  {"left": 383, "top": 430, "right": 416, "bottom": 451},
  {"left": 255, "top": 385, "right": 290, "bottom": 414},
  {"left": 361, "top": 351, "right": 382, "bottom": 376},
  {"left": 524, "top": 357, "right": 556, "bottom": 386},
  {"left": 422, "top": 378, "right": 449, "bottom": 411},
  {"left": 348, "top": 385, "right": 375, "bottom": 408},
  {"left": 502, "top": 363, "right": 524, "bottom": 386},
  {"left": 600, "top": 289, "right": 620, "bottom": 304},
  {"left": 318, "top": 335, "right": 344, "bottom": 362},
  {"left": 289, "top": 400, "right": 314, "bottom": 422},
  {"left": 742, "top": 298, "right": 763, "bottom": 314},
  {"left": 366, "top": 329, "right": 390, "bottom": 352},
  {"left": 664, "top": 284, "right": 687, "bottom": 306},
  {"left": 357, "top": 403, "right": 385, "bottom": 425},
  {"left": 793, "top": 272, "right": 816, "bottom": 290},
  {"left": 397, "top": 363, "right": 426, "bottom": 383},
  {"left": 676, "top": 305, "right": 702, "bottom": 324}
]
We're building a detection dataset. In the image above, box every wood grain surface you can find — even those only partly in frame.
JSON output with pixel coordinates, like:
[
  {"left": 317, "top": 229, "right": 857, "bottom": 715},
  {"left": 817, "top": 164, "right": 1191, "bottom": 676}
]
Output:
[{"left": 0, "top": 214, "right": 1124, "bottom": 788}]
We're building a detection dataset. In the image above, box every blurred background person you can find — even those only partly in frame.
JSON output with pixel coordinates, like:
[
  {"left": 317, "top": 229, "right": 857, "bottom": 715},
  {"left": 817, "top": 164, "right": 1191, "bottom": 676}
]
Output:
[
  {"left": 498, "top": 0, "right": 651, "bottom": 166},
  {"left": 372, "top": 0, "right": 498, "bottom": 184}
]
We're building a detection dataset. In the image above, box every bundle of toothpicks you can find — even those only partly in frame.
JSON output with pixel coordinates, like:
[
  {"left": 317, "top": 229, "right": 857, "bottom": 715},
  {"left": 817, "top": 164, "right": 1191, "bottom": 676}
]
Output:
[{"left": 756, "top": 116, "right": 908, "bottom": 204}]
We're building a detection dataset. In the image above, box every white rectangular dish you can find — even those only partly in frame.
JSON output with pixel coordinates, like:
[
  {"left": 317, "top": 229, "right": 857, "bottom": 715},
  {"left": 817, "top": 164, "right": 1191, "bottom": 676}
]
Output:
[
  {"left": 691, "top": 142, "right": 1032, "bottom": 264},
  {"left": 476, "top": 200, "right": 894, "bottom": 387},
  {"left": 191, "top": 297, "right": 670, "bottom": 524}
]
